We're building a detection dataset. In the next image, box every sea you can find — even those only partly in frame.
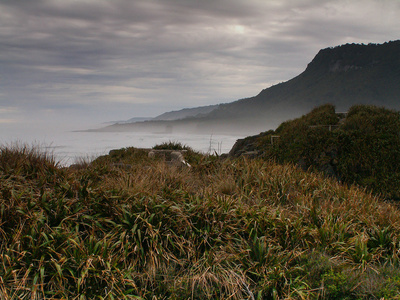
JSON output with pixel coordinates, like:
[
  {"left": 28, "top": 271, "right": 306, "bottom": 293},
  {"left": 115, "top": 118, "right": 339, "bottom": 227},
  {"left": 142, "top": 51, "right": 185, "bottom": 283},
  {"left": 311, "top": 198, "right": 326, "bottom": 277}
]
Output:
[{"left": 0, "top": 122, "right": 243, "bottom": 166}]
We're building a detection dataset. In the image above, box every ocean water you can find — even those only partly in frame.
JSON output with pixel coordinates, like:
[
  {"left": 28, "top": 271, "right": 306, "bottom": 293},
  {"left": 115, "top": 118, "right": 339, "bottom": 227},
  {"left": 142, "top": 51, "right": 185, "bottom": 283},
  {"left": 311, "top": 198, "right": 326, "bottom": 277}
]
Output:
[{"left": 0, "top": 122, "right": 242, "bottom": 166}]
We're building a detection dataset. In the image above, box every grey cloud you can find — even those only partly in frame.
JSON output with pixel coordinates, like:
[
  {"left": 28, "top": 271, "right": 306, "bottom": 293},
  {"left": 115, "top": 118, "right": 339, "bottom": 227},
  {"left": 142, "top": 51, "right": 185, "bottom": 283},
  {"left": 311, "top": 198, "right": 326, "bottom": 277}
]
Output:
[{"left": 1, "top": 0, "right": 399, "bottom": 125}]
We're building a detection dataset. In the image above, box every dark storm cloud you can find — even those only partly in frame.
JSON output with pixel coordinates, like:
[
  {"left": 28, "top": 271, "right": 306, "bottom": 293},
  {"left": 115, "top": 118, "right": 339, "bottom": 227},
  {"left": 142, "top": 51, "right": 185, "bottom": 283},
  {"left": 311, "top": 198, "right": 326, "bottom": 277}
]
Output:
[{"left": 1, "top": 0, "right": 399, "bottom": 125}]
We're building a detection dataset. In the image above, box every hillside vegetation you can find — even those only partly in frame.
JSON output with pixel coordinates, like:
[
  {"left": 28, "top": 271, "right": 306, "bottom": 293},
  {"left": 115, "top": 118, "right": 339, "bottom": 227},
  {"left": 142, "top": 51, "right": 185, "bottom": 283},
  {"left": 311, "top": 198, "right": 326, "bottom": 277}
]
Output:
[
  {"left": 1, "top": 143, "right": 400, "bottom": 299},
  {"left": 230, "top": 104, "right": 400, "bottom": 200}
]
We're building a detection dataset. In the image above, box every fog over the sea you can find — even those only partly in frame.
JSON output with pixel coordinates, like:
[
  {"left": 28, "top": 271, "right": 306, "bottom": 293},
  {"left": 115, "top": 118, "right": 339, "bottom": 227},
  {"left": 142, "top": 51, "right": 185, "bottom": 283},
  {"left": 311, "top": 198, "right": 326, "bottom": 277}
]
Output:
[{"left": 1, "top": 0, "right": 399, "bottom": 130}]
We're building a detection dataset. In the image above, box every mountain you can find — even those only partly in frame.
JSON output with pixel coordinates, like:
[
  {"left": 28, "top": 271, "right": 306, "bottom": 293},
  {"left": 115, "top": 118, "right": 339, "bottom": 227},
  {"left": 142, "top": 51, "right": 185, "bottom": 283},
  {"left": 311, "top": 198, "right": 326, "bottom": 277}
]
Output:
[
  {"left": 100, "top": 40, "right": 400, "bottom": 135},
  {"left": 153, "top": 104, "right": 219, "bottom": 121},
  {"left": 104, "top": 117, "right": 152, "bottom": 125}
]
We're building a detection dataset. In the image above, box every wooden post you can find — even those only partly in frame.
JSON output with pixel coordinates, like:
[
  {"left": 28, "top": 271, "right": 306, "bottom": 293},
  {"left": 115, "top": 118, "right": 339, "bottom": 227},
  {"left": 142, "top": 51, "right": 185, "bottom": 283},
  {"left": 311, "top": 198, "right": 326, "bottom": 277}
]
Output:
[{"left": 271, "top": 135, "right": 280, "bottom": 145}]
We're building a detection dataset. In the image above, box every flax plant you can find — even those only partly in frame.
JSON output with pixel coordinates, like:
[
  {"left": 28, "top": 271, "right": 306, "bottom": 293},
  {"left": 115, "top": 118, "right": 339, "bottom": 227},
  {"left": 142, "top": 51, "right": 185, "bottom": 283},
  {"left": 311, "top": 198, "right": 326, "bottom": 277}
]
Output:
[{"left": 1, "top": 144, "right": 400, "bottom": 299}]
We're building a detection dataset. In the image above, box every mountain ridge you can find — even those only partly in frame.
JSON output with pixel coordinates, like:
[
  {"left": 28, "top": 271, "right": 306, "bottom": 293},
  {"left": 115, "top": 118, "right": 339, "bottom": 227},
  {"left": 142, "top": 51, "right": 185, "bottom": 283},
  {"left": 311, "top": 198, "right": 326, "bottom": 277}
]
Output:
[
  {"left": 153, "top": 104, "right": 219, "bottom": 121},
  {"left": 101, "top": 40, "right": 400, "bottom": 135}
]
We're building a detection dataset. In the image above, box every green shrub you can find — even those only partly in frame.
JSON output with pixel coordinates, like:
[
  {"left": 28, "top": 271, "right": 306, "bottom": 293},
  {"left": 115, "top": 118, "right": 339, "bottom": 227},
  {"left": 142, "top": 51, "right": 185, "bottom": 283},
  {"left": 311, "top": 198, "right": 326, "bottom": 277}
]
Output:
[
  {"left": 153, "top": 141, "right": 191, "bottom": 151},
  {"left": 245, "top": 104, "right": 400, "bottom": 199}
]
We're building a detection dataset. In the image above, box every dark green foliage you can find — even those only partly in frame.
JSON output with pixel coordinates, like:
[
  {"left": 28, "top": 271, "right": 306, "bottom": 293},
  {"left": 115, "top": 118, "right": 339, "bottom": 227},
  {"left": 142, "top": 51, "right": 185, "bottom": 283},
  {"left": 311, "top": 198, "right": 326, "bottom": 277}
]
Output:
[
  {"left": 233, "top": 104, "right": 400, "bottom": 199},
  {"left": 275, "top": 104, "right": 339, "bottom": 133},
  {"left": 98, "top": 146, "right": 149, "bottom": 163},
  {"left": 152, "top": 141, "right": 191, "bottom": 151},
  {"left": 336, "top": 105, "right": 400, "bottom": 198},
  {"left": 263, "top": 104, "right": 342, "bottom": 178}
]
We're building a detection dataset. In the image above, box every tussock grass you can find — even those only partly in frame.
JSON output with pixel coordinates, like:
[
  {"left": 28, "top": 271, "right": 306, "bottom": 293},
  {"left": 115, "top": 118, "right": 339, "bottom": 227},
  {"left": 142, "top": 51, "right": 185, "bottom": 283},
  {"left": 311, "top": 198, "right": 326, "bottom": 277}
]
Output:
[{"left": 1, "top": 144, "right": 400, "bottom": 299}]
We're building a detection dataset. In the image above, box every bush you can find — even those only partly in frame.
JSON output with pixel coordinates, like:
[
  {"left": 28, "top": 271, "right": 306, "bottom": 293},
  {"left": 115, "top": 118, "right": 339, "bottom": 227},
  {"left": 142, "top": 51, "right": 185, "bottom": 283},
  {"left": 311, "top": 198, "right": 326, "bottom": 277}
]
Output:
[
  {"left": 242, "top": 104, "right": 400, "bottom": 199},
  {"left": 153, "top": 141, "right": 192, "bottom": 151}
]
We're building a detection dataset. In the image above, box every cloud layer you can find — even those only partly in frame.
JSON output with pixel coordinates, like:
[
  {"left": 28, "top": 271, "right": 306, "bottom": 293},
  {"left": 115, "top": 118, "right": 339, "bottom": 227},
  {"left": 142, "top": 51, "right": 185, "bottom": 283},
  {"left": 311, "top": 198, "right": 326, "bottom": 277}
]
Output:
[{"left": 1, "top": 0, "right": 399, "bottom": 126}]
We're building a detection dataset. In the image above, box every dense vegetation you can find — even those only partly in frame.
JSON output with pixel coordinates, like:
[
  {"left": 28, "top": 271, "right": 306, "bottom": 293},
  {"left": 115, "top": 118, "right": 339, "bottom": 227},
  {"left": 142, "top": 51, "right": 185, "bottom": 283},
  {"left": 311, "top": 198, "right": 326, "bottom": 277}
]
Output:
[
  {"left": 230, "top": 104, "right": 400, "bottom": 200},
  {"left": 1, "top": 143, "right": 400, "bottom": 299}
]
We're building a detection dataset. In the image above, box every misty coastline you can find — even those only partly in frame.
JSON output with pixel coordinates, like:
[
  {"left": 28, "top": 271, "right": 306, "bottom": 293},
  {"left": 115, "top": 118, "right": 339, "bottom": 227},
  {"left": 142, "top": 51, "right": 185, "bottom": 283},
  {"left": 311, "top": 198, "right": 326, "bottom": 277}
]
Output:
[{"left": 88, "top": 41, "right": 400, "bottom": 137}]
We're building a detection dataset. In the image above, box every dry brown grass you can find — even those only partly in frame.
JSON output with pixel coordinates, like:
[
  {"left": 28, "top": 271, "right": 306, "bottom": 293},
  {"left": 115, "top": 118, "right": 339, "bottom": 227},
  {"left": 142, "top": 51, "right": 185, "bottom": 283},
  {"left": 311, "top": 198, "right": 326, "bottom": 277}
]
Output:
[{"left": 1, "top": 145, "right": 400, "bottom": 299}]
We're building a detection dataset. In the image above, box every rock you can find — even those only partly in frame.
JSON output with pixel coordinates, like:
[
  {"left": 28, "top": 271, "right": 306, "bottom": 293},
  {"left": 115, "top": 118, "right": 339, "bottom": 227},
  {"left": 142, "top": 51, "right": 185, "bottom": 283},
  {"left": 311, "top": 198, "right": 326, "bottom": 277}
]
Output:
[{"left": 148, "top": 150, "right": 190, "bottom": 167}]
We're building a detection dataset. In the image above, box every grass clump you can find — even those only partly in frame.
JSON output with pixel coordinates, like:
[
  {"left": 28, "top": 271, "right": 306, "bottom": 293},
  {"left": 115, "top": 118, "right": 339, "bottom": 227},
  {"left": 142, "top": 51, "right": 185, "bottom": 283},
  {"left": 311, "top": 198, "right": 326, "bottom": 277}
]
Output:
[
  {"left": 152, "top": 141, "right": 192, "bottom": 151},
  {"left": 1, "top": 144, "right": 400, "bottom": 299}
]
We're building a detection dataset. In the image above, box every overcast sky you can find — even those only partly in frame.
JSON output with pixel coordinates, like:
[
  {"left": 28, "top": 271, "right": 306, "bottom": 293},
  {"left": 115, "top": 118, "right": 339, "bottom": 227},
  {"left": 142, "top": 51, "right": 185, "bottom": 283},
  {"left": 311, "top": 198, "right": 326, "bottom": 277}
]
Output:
[{"left": 1, "top": 0, "right": 399, "bottom": 129}]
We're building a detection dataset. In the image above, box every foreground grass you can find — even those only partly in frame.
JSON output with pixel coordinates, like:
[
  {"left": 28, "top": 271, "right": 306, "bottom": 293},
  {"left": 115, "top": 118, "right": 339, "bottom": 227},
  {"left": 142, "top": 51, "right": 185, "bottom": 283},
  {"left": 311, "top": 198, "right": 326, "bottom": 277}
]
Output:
[{"left": 1, "top": 145, "right": 400, "bottom": 299}]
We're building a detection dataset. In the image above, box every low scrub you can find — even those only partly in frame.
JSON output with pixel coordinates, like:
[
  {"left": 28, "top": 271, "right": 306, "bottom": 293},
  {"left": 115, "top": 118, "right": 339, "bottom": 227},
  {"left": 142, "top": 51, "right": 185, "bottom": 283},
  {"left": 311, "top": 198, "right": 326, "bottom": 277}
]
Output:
[
  {"left": 1, "top": 144, "right": 400, "bottom": 299},
  {"left": 232, "top": 104, "right": 400, "bottom": 200}
]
